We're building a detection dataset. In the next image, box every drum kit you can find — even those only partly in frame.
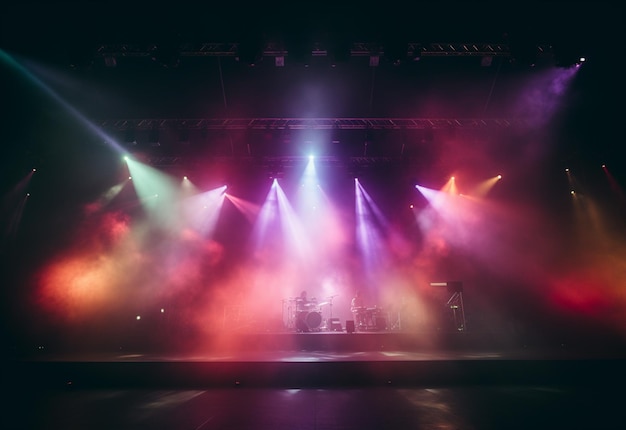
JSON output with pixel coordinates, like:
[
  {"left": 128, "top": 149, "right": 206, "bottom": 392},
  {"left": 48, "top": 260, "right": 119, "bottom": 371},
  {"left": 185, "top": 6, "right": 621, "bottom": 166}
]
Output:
[
  {"left": 283, "top": 296, "right": 335, "bottom": 332},
  {"left": 283, "top": 295, "right": 390, "bottom": 332}
]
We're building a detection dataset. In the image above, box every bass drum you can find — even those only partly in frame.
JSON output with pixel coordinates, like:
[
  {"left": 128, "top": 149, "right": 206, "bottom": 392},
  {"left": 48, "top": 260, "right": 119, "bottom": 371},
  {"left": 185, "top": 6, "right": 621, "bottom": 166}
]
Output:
[{"left": 296, "top": 311, "right": 322, "bottom": 332}]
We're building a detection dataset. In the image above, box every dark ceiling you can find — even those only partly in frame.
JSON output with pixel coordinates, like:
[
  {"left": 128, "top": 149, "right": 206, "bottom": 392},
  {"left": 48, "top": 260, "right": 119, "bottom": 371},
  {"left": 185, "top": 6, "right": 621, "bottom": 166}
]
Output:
[{"left": 1, "top": 3, "right": 624, "bottom": 174}]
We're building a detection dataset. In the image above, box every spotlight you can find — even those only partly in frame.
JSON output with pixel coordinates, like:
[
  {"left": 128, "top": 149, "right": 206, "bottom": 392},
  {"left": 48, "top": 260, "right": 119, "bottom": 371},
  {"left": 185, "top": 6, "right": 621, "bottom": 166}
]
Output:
[
  {"left": 571, "top": 190, "right": 575, "bottom": 195},
  {"left": 104, "top": 55, "right": 117, "bottom": 68},
  {"left": 32, "top": 168, "right": 36, "bottom": 172},
  {"left": 183, "top": 176, "right": 188, "bottom": 180},
  {"left": 497, "top": 174, "right": 502, "bottom": 179},
  {"left": 409, "top": 204, "right": 414, "bottom": 209},
  {"left": 565, "top": 168, "right": 569, "bottom": 172}
]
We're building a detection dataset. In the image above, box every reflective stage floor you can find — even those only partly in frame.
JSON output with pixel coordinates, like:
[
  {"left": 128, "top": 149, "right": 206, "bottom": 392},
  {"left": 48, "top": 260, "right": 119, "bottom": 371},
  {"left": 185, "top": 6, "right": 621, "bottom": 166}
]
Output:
[{"left": 5, "top": 330, "right": 626, "bottom": 429}]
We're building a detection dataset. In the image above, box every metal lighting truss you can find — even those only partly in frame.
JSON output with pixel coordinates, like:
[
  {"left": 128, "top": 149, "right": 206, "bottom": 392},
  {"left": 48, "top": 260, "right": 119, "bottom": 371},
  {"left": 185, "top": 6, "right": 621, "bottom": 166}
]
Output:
[
  {"left": 107, "top": 118, "right": 527, "bottom": 167},
  {"left": 95, "top": 41, "right": 553, "bottom": 60},
  {"left": 99, "top": 117, "right": 529, "bottom": 131}
]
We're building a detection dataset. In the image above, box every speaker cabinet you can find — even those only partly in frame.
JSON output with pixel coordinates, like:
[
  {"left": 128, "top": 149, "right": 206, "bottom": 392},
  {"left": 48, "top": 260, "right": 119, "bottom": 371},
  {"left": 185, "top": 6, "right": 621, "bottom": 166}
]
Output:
[
  {"left": 346, "top": 320, "right": 355, "bottom": 333},
  {"left": 328, "top": 318, "right": 342, "bottom": 331}
]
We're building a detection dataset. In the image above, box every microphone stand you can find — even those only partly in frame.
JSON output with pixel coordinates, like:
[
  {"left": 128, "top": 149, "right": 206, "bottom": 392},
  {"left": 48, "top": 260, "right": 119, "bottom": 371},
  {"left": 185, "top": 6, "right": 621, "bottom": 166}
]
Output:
[{"left": 328, "top": 295, "right": 338, "bottom": 320}]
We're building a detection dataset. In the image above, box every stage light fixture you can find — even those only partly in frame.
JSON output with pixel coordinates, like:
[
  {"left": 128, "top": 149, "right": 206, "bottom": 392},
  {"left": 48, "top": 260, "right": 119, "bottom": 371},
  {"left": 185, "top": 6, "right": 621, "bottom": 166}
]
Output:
[
  {"left": 552, "top": 42, "right": 585, "bottom": 68},
  {"left": 104, "top": 55, "right": 116, "bottom": 68}
]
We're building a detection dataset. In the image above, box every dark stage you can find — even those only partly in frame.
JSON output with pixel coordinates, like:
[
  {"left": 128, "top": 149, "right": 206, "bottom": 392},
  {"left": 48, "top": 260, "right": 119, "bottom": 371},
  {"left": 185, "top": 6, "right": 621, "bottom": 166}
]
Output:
[{"left": 6, "top": 328, "right": 626, "bottom": 429}]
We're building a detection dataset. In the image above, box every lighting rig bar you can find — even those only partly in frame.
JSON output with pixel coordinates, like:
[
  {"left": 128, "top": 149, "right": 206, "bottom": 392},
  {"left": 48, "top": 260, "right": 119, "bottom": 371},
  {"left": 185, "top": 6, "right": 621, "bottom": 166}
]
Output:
[
  {"left": 144, "top": 155, "right": 402, "bottom": 168},
  {"left": 95, "top": 42, "right": 553, "bottom": 60},
  {"left": 410, "top": 42, "right": 551, "bottom": 58},
  {"left": 100, "top": 117, "right": 529, "bottom": 131}
]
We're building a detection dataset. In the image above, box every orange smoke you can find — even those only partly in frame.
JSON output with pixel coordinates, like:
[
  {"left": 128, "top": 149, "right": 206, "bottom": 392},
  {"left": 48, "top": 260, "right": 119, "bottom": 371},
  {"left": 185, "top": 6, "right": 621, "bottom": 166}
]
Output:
[{"left": 36, "top": 254, "right": 118, "bottom": 321}]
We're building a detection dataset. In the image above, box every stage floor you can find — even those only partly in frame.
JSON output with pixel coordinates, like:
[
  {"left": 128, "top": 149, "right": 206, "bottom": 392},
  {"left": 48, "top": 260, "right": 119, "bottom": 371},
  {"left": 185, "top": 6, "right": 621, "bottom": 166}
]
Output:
[{"left": 5, "top": 330, "right": 626, "bottom": 429}]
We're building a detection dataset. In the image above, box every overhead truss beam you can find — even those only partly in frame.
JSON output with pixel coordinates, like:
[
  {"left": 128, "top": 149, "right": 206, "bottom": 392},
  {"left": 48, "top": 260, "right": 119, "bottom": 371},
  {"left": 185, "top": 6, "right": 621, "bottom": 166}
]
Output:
[
  {"left": 95, "top": 42, "right": 553, "bottom": 60},
  {"left": 99, "top": 117, "right": 530, "bottom": 131},
  {"left": 143, "top": 155, "right": 401, "bottom": 168}
]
